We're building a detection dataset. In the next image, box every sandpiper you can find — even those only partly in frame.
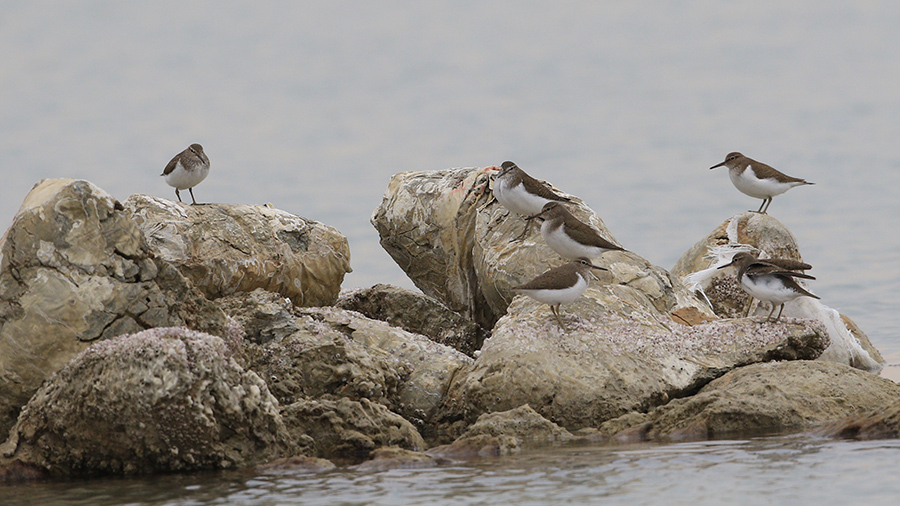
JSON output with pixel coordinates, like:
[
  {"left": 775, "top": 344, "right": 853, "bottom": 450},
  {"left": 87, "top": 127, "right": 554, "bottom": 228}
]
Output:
[
  {"left": 162, "top": 143, "right": 210, "bottom": 205},
  {"left": 710, "top": 152, "right": 813, "bottom": 214},
  {"left": 513, "top": 258, "right": 607, "bottom": 331},
  {"left": 718, "top": 251, "right": 819, "bottom": 322},
  {"left": 527, "top": 201, "right": 624, "bottom": 260},
  {"left": 493, "top": 161, "right": 569, "bottom": 239}
]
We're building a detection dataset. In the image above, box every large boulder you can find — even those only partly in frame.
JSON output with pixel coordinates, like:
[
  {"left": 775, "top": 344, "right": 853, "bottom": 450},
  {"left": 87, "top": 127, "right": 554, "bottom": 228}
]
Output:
[
  {"left": 372, "top": 167, "right": 715, "bottom": 329},
  {"left": 0, "top": 328, "right": 295, "bottom": 478},
  {"left": 0, "top": 179, "right": 227, "bottom": 436},
  {"left": 601, "top": 360, "right": 900, "bottom": 441},
  {"left": 124, "top": 195, "right": 352, "bottom": 307},
  {"left": 673, "top": 212, "right": 883, "bottom": 372},
  {"left": 438, "top": 297, "right": 828, "bottom": 438}
]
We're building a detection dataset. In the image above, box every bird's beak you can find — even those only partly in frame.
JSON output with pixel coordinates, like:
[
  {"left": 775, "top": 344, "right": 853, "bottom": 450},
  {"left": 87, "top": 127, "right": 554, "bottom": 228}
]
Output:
[
  {"left": 709, "top": 161, "right": 726, "bottom": 170},
  {"left": 717, "top": 259, "right": 736, "bottom": 269},
  {"left": 591, "top": 265, "right": 609, "bottom": 272},
  {"left": 525, "top": 212, "right": 542, "bottom": 221}
]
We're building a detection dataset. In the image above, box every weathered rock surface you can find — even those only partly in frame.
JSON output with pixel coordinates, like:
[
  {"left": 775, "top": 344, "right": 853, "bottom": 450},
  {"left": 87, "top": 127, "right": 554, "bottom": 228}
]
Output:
[
  {"left": 124, "top": 194, "right": 352, "bottom": 307},
  {"left": 256, "top": 455, "right": 337, "bottom": 474},
  {"left": 461, "top": 404, "right": 573, "bottom": 443},
  {"left": 0, "top": 328, "right": 295, "bottom": 477},
  {"left": 674, "top": 212, "right": 883, "bottom": 372},
  {"left": 281, "top": 397, "right": 425, "bottom": 463},
  {"left": 438, "top": 299, "right": 828, "bottom": 437},
  {"left": 813, "top": 397, "right": 900, "bottom": 440},
  {"left": 217, "top": 290, "right": 473, "bottom": 433},
  {"left": 425, "top": 434, "right": 520, "bottom": 460},
  {"left": 0, "top": 179, "right": 227, "bottom": 436},
  {"left": 372, "top": 167, "right": 714, "bottom": 329},
  {"left": 601, "top": 360, "right": 900, "bottom": 441},
  {"left": 356, "top": 446, "right": 438, "bottom": 472},
  {"left": 336, "top": 283, "right": 487, "bottom": 356}
]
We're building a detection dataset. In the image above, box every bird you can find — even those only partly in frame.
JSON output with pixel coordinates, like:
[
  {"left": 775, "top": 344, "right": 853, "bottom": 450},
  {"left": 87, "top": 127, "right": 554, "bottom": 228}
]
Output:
[
  {"left": 492, "top": 161, "right": 570, "bottom": 239},
  {"left": 526, "top": 201, "right": 624, "bottom": 260},
  {"left": 710, "top": 152, "right": 813, "bottom": 214},
  {"left": 717, "top": 251, "right": 819, "bottom": 322},
  {"left": 512, "top": 258, "right": 607, "bottom": 331},
  {"left": 162, "top": 143, "right": 210, "bottom": 205}
]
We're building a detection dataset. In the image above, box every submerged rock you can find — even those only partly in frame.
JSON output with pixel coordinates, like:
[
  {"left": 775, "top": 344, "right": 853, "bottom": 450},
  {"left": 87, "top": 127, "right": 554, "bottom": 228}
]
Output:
[
  {"left": 601, "top": 360, "right": 900, "bottom": 441},
  {"left": 0, "top": 179, "right": 227, "bottom": 436},
  {"left": 124, "top": 195, "right": 352, "bottom": 307},
  {"left": 813, "top": 397, "right": 900, "bottom": 440},
  {"left": 336, "top": 283, "right": 487, "bottom": 356},
  {"left": 674, "top": 212, "right": 883, "bottom": 372},
  {"left": 356, "top": 446, "right": 438, "bottom": 472},
  {"left": 0, "top": 328, "right": 295, "bottom": 477},
  {"left": 461, "top": 404, "right": 573, "bottom": 443},
  {"left": 281, "top": 397, "right": 425, "bottom": 463}
]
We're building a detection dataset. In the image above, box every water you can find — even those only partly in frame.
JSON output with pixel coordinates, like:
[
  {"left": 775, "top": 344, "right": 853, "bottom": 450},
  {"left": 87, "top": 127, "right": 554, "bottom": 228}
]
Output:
[{"left": 2, "top": 1, "right": 900, "bottom": 503}]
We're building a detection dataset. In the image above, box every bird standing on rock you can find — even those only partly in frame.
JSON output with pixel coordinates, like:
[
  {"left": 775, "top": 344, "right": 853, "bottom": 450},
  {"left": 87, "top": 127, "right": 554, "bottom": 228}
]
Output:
[
  {"left": 513, "top": 258, "right": 607, "bottom": 331},
  {"left": 718, "top": 251, "right": 819, "bottom": 323},
  {"left": 492, "top": 161, "right": 570, "bottom": 239},
  {"left": 527, "top": 202, "right": 624, "bottom": 260},
  {"left": 710, "top": 152, "right": 813, "bottom": 214},
  {"left": 162, "top": 143, "right": 210, "bottom": 205}
]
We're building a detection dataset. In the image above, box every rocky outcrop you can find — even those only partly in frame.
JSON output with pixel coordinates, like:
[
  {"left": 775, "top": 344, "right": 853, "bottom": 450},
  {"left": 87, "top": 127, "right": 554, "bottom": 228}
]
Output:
[
  {"left": 336, "top": 283, "right": 487, "bottom": 356},
  {"left": 281, "top": 397, "right": 425, "bottom": 463},
  {"left": 460, "top": 404, "right": 573, "bottom": 443},
  {"left": 674, "top": 212, "right": 883, "bottom": 372},
  {"left": 217, "top": 290, "right": 473, "bottom": 434},
  {"left": 601, "top": 360, "right": 900, "bottom": 441},
  {"left": 0, "top": 328, "right": 295, "bottom": 478},
  {"left": 813, "top": 397, "right": 900, "bottom": 440},
  {"left": 124, "top": 195, "right": 352, "bottom": 307},
  {"left": 0, "top": 179, "right": 228, "bottom": 436}
]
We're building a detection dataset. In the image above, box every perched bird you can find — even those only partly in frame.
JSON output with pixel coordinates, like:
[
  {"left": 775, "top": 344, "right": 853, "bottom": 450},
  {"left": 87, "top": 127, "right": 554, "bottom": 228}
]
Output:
[
  {"left": 718, "top": 251, "right": 819, "bottom": 322},
  {"left": 512, "top": 258, "right": 607, "bottom": 331},
  {"left": 492, "top": 161, "right": 569, "bottom": 239},
  {"left": 162, "top": 143, "right": 210, "bottom": 205},
  {"left": 527, "top": 202, "right": 624, "bottom": 260},
  {"left": 710, "top": 152, "right": 813, "bottom": 214}
]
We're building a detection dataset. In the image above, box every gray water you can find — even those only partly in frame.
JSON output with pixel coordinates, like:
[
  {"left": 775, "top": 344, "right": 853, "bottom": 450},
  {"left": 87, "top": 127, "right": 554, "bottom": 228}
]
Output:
[{"left": 2, "top": 1, "right": 900, "bottom": 503}]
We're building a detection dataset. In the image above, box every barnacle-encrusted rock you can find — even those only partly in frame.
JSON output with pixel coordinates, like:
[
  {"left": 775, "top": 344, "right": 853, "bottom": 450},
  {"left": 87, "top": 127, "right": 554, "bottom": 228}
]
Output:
[
  {"left": 0, "top": 328, "right": 295, "bottom": 477},
  {"left": 0, "top": 179, "right": 227, "bottom": 436},
  {"left": 124, "top": 194, "right": 352, "bottom": 307}
]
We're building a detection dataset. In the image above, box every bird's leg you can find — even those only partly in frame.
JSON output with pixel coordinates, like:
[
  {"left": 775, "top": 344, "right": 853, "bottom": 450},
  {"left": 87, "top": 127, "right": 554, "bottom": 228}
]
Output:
[
  {"left": 759, "top": 197, "right": 772, "bottom": 214},
  {"left": 551, "top": 305, "right": 568, "bottom": 332},
  {"left": 175, "top": 189, "right": 183, "bottom": 203},
  {"left": 772, "top": 304, "right": 785, "bottom": 323},
  {"left": 188, "top": 188, "right": 198, "bottom": 205},
  {"left": 513, "top": 219, "right": 533, "bottom": 242}
]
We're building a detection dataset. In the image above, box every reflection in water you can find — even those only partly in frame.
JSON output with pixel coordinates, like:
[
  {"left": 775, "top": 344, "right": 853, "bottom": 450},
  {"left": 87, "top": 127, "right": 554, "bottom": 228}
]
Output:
[{"left": 3, "top": 437, "right": 899, "bottom": 506}]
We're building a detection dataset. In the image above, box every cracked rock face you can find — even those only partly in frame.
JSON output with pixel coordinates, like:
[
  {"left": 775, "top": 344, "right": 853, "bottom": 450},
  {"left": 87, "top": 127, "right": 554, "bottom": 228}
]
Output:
[
  {"left": 0, "top": 179, "right": 227, "bottom": 436},
  {"left": 124, "top": 195, "right": 352, "bottom": 307},
  {"left": 0, "top": 328, "right": 295, "bottom": 477}
]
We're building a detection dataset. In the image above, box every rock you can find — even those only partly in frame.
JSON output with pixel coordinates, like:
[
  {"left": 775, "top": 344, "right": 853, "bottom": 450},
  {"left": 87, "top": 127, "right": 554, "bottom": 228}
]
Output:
[
  {"left": 372, "top": 167, "right": 714, "bottom": 329},
  {"left": 356, "top": 446, "right": 438, "bottom": 472},
  {"left": 281, "top": 397, "right": 426, "bottom": 463},
  {"left": 0, "top": 179, "right": 228, "bottom": 436},
  {"left": 601, "top": 360, "right": 900, "bottom": 441},
  {"left": 425, "top": 434, "right": 520, "bottom": 460},
  {"left": 336, "top": 283, "right": 487, "bottom": 356},
  {"left": 220, "top": 295, "right": 473, "bottom": 433},
  {"left": 813, "top": 397, "right": 900, "bottom": 440},
  {"left": 462, "top": 404, "right": 573, "bottom": 443},
  {"left": 124, "top": 194, "right": 352, "bottom": 307},
  {"left": 437, "top": 296, "right": 828, "bottom": 437},
  {"left": 0, "top": 328, "right": 295, "bottom": 477},
  {"left": 674, "top": 212, "right": 883, "bottom": 372},
  {"left": 256, "top": 455, "right": 336, "bottom": 474}
]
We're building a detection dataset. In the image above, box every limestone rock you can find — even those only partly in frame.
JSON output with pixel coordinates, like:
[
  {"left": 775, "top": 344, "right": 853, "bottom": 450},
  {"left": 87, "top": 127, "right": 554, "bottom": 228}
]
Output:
[
  {"left": 372, "top": 167, "right": 715, "bottom": 329},
  {"left": 281, "top": 397, "right": 425, "bottom": 463},
  {"left": 674, "top": 212, "right": 883, "bottom": 372},
  {"left": 124, "top": 194, "right": 352, "bottom": 307},
  {"left": 336, "top": 283, "right": 487, "bottom": 356},
  {"left": 462, "top": 404, "right": 573, "bottom": 443},
  {"left": 601, "top": 360, "right": 900, "bottom": 441},
  {"left": 0, "top": 328, "right": 295, "bottom": 477},
  {"left": 256, "top": 455, "right": 337, "bottom": 474},
  {"left": 218, "top": 294, "right": 473, "bottom": 432},
  {"left": 425, "top": 434, "right": 520, "bottom": 460},
  {"left": 438, "top": 298, "right": 828, "bottom": 437},
  {"left": 0, "top": 179, "right": 227, "bottom": 436}
]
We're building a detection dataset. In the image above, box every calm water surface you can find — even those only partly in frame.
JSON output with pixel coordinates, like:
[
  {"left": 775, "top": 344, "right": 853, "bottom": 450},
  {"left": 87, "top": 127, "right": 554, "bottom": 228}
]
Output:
[{"left": 2, "top": 1, "right": 900, "bottom": 503}]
